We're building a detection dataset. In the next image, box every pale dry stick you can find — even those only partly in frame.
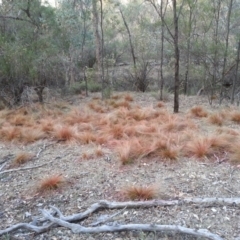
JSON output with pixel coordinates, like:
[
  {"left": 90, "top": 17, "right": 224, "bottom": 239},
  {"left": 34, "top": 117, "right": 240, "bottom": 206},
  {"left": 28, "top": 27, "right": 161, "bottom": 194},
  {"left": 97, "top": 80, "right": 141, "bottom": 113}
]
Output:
[
  {"left": 36, "top": 142, "right": 55, "bottom": 158},
  {"left": 45, "top": 198, "right": 240, "bottom": 223},
  {"left": 1, "top": 198, "right": 240, "bottom": 237},
  {"left": 0, "top": 222, "right": 55, "bottom": 236},
  {"left": 0, "top": 162, "right": 52, "bottom": 175},
  {"left": 41, "top": 209, "right": 223, "bottom": 240},
  {"left": 86, "top": 207, "right": 126, "bottom": 227},
  {"left": 0, "top": 162, "right": 7, "bottom": 171},
  {"left": 214, "top": 152, "right": 228, "bottom": 164}
]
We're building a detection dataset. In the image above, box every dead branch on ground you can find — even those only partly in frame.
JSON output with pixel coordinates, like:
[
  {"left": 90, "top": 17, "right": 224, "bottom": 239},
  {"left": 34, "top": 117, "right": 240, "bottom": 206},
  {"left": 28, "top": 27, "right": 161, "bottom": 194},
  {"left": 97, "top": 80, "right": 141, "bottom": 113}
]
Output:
[
  {"left": 0, "top": 162, "right": 52, "bottom": 175},
  {"left": 1, "top": 198, "right": 238, "bottom": 239}
]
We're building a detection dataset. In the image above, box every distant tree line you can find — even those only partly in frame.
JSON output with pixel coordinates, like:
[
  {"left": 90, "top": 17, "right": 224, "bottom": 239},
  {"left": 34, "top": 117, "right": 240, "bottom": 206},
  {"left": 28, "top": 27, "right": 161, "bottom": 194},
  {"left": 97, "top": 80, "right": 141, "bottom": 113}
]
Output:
[{"left": 0, "top": 0, "right": 240, "bottom": 111}]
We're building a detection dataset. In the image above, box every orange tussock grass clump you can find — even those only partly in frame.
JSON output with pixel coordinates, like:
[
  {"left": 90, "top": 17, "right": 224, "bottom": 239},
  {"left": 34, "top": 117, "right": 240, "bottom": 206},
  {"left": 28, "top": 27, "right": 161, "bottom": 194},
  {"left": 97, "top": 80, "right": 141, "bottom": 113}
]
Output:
[
  {"left": 190, "top": 106, "right": 208, "bottom": 118},
  {"left": 185, "top": 137, "right": 213, "bottom": 158},
  {"left": 20, "top": 127, "right": 45, "bottom": 144},
  {"left": 111, "top": 100, "right": 130, "bottom": 109},
  {"left": 9, "top": 114, "right": 30, "bottom": 126},
  {"left": 116, "top": 141, "right": 133, "bottom": 165},
  {"left": 208, "top": 135, "right": 230, "bottom": 150},
  {"left": 12, "top": 152, "right": 34, "bottom": 166},
  {"left": 95, "top": 146, "right": 104, "bottom": 157},
  {"left": 82, "top": 152, "right": 94, "bottom": 160},
  {"left": 111, "top": 94, "right": 121, "bottom": 100},
  {"left": 156, "top": 101, "right": 165, "bottom": 108},
  {"left": 229, "top": 140, "right": 240, "bottom": 164},
  {"left": 230, "top": 111, "right": 240, "bottom": 124},
  {"left": 216, "top": 127, "right": 239, "bottom": 136},
  {"left": 95, "top": 133, "right": 111, "bottom": 145},
  {"left": 109, "top": 124, "right": 125, "bottom": 139},
  {"left": 121, "top": 185, "right": 158, "bottom": 200},
  {"left": 136, "top": 123, "right": 158, "bottom": 135},
  {"left": 161, "top": 116, "right": 186, "bottom": 132},
  {"left": 161, "top": 144, "right": 179, "bottom": 160},
  {"left": 77, "top": 131, "right": 96, "bottom": 144},
  {"left": 1, "top": 126, "right": 21, "bottom": 141},
  {"left": 53, "top": 125, "right": 76, "bottom": 141},
  {"left": 116, "top": 138, "right": 146, "bottom": 165},
  {"left": 129, "top": 108, "right": 148, "bottom": 121},
  {"left": 124, "top": 94, "right": 133, "bottom": 102},
  {"left": 38, "top": 174, "right": 64, "bottom": 192},
  {"left": 208, "top": 113, "right": 224, "bottom": 126},
  {"left": 40, "top": 118, "right": 55, "bottom": 133},
  {"left": 88, "top": 101, "right": 105, "bottom": 113}
]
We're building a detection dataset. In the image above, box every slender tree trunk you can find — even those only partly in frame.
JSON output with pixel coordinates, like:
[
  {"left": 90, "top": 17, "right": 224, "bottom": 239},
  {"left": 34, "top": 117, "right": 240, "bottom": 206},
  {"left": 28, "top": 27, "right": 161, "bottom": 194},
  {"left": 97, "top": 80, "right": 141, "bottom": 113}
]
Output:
[
  {"left": 173, "top": 0, "right": 179, "bottom": 113},
  {"left": 211, "top": 0, "right": 221, "bottom": 105},
  {"left": 231, "top": 41, "right": 240, "bottom": 104},
  {"left": 119, "top": 8, "right": 136, "bottom": 69},
  {"left": 92, "top": 0, "right": 101, "bottom": 84},
  {"left": 159, "top": 1, "right": 165, "bottom": 101},
  {"left": 219, "top": 0, "right": 233, "bottom": 104},
  {"left": 184, "top": 1, "right": 196, "bottom": 95}
]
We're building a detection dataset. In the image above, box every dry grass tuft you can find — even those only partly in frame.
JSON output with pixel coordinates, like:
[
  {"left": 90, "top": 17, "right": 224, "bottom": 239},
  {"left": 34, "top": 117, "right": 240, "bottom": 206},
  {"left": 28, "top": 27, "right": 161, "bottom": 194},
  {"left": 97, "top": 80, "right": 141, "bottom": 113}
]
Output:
[
  {"left": 1, "top": 126, "right": 21, "bottom": 141},
  {"left": 40, "top": 118, "right": 55, "bottom": 133},
  {"left": 156, "top": 102, "right": 165, "bottom": 108},
  {"left": 95, "top": 146, "right": 104, "bottom": 157},
  {"left": 216, "top": 127, "right": 239, "bottom": 136},
  {"left": 9, "top": 114, "right": 29, "bottom": 126},
  {"left": 121, "top": 185, "right": 158, "bottom": 200},
  {"left": 82, "top": 152, "right": 94, "bottom": 160},
  {"left": 109, "top": 124, "right": 125, "bottom": 139},
  {"left": 229, "top": 141, "right": 240, "bottom": 164},
  {"left": 231, "top": 111, "right": 240, "bottom": 124},
  {"left": 208, "top": 113, "right": 224, "bottom": 126},
  {"left": 111, "top": 94, "right": 121, "bottom": 100},
  {"left": 77, "top": 131, "right": 96, "bottom": 144},
  {"left": 116, "top": 139, "right": 145, "bottom": 165},
  {"left": 53, "top": 126, "right": 75, "bottom": 141},
  {"left": 190, "top": 106, "right": 208, "bottom": 118},
  {"left": 124, "top": 94, "right": 134, "bottom": 102},
  {"left": 20, "top": 127, "right": 45, "bottom": 143},
  {"left": 38, "top": 174, "right": 64, "bottom": 192},
  {"left": 185, "top": 137, "right": 213, "bottom": 158},
  {"left": 112, "top": 100, "right": 130, "bottom": 109},
  {"left": 208, "top": 135, "right": 229, "bottom": 150},
  {"left": 12, "top": 152, "right": 34, "bottom": 166},
  {"left": 161, "top": 145, "right": 179, "bottom": 160}
]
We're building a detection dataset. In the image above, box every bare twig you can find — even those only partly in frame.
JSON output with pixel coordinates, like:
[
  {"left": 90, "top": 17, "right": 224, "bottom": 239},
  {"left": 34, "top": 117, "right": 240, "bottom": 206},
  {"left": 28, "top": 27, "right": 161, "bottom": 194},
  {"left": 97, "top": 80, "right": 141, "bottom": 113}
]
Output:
[
  {"left": 0, "top": 162, "right": 51, "bottom": 175},
  {"left": 0, "top": 162, "right": 7, "bottom": 171},
  {"left": 89, "top": 207, "right": 127, "bottom": 226},
  {"left": 36, "top": 142, "right": 55, "bottom": 158}
]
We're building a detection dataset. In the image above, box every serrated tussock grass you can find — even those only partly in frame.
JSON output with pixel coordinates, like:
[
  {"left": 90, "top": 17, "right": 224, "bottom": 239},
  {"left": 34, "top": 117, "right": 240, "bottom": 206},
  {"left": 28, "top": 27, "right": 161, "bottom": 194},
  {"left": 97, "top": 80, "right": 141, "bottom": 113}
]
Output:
[
  {"left": 12, "top": 152, "right": 34, "bottom": 166},
  {"left": 121, "top": 184, "right": 158, "bottom": 200},
  {"left": 0, "top": 95, "right": 240, "bottom": 166},
  {"left": 38, "top": 174, "right": 64, "bottom": 193},
  {"left": 208, "top": 113, "right": 224, "bottom": 126},
  {"left": 190, "top": 106, "right": 208, "bottom": 118}
]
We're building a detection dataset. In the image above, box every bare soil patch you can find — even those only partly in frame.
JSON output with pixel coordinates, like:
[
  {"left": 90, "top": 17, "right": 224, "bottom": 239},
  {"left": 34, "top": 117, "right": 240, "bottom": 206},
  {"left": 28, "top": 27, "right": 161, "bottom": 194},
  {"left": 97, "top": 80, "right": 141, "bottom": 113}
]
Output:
[{"left": 0, "top": 92, "right": 240, "bottom": 240}]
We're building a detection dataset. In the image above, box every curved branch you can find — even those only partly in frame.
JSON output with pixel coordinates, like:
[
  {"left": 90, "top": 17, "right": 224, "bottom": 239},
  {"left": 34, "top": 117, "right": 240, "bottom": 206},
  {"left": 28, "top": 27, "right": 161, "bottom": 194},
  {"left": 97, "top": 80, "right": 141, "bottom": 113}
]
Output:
[{"left": 42, "top": 209, "right": 223, "bottom": 240}]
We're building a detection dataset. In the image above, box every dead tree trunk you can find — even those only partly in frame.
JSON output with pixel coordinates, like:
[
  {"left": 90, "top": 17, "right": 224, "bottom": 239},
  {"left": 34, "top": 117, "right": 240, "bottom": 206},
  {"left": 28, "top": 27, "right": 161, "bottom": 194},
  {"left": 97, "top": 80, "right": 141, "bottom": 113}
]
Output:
[
  {"left": 231, "top": 41, "right": 240, "bottom": 104},
  {"left": 173, "top": 0, "right": 179, "bottom": 113}
]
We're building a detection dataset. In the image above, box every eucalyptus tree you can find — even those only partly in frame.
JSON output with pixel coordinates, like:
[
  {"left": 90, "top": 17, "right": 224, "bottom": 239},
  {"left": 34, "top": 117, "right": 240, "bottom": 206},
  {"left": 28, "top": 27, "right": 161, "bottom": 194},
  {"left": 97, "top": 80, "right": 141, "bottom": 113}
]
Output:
[
  {"left": 179, "top": 0, "right": 198, "bottom": 95},
  {"left": 0, "top": 0, "right": 61, "bottom": 105},
  {"left": 145, "top": 0, "right": 168, "bottom": 100},
  {"left": 147, "top": 0, "right": 182, "bottom": 112}
]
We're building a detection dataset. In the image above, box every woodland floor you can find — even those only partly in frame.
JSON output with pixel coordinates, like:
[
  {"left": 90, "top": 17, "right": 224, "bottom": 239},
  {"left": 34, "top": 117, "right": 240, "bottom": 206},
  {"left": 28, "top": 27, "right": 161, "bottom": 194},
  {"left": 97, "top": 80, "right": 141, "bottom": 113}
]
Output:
[{"left": 0, "top": 92, "right": 240, "bottom": 240}]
